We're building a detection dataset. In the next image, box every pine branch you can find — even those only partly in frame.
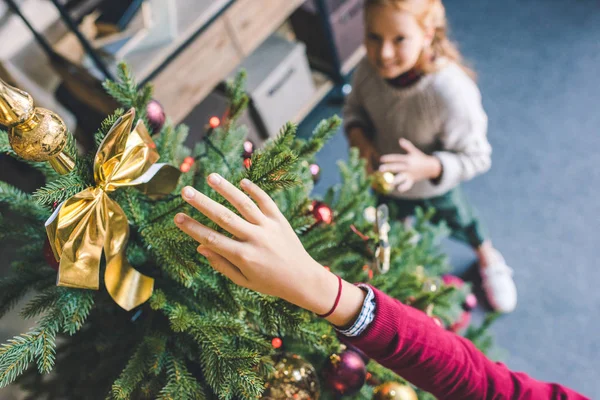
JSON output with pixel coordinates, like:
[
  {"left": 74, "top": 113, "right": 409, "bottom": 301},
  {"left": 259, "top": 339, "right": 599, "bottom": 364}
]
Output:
[
  {"left": 0, "top": 267, "right": 56, "bottom": 319},
  {"left": 103, "top": 63, "right": 143, "bottom": 110},
  {"left": 111, "top": 336, "right": 161, "bottom": 400},
  {"left": 157, "top": 353, "right": 205, "bottom": 400},
  {"left": 0, "top": 182, "right": 49, "bottom": 222},
  {"left": 297, "top": 116, "right": 341, "bottom": 160},
  {"left": 0, "top": 330, "right": 43, "bottom": 388},
  {"left": 94, "top": 109, "right": 125, "bottom": 148},
  {"left": 33, "top": 173, "right": 87, "bottom": 207}
]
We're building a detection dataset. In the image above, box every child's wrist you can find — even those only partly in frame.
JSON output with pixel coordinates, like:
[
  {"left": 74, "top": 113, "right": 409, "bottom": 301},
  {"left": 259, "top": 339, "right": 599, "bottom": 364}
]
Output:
[{"left": 426, "top": 155, "right": 443, "bottom": 180}]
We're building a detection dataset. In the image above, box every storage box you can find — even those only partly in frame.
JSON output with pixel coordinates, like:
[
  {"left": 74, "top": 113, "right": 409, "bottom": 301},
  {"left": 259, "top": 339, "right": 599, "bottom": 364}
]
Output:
[
  {"left": 233, "top": 35, "right": 316, "bottom": 138},
  {"left": 290, "top": 0, "right": 365, "bottom": 73},
  {"left": 181, "top": 90, "right": 263, "bottom": 148}
]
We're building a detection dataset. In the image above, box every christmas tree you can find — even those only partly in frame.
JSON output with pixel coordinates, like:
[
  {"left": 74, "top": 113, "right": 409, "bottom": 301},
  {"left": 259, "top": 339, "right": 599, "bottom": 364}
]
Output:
[{"left": 0, "top": 64, "right": 495, "bottom": 399}]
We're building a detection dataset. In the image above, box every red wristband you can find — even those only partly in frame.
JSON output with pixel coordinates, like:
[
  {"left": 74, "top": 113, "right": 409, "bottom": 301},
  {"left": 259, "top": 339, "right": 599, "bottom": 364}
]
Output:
[{"left": 317, "top": 275, "right": 343, "bottom": 318}]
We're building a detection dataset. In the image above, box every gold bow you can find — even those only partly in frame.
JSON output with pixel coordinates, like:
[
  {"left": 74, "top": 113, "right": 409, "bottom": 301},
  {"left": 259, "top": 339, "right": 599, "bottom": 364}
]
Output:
[{"left": 45, "top": 109, "right": 181, "bottom": 310}]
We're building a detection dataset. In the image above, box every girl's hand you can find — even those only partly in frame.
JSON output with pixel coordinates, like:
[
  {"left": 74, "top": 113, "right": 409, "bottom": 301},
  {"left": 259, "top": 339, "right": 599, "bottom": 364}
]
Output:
[
  {"left": 174, "top": 174, "right": 365, "bottom": 327},
  {"left": 379, "top": 139, "right": 442, "bottom": 192}
]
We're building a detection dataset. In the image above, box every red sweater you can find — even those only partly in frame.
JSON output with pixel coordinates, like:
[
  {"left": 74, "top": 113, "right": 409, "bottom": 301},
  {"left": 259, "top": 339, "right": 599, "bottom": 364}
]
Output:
[{"left": 342, "top": 287, "right": 589, "bottom": 400}]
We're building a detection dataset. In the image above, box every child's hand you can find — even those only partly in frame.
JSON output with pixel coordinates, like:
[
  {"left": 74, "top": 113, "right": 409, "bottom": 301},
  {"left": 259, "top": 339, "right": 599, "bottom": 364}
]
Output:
[
  {"left": 174, "top": 174, "right": 365, "bottom": 326},
  {"left": 379, "top": 139, "right": 442, "bottom": 192}
]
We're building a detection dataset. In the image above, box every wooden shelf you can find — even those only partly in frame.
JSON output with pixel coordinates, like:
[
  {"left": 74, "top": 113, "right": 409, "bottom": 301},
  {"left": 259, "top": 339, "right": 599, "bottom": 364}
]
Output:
[
  {"left": 125, "top": 0, "right": 233, "bottom": 83},
  {"left": 291, "top": 71, "right": 334, "bottom": 125}
]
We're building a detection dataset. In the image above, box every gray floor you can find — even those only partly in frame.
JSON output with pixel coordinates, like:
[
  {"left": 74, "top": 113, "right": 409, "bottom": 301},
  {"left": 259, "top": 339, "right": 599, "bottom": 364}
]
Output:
[{"left": 299, "top": 0, "right": 600, "bottom": 397}]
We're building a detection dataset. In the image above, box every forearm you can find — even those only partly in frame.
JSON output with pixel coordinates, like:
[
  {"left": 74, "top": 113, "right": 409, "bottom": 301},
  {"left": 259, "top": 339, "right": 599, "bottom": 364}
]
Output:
[
  {"left": 346, "top": 125, "right": 372, "bottom": 149},
  {"left": 341, "top": 287, "right": 588, "bottom": 400}
]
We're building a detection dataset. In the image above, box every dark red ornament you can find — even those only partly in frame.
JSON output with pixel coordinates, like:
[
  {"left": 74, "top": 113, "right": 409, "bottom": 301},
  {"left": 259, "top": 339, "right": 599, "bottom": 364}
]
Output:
[
  {"left": 271, "top": 337, "right": 283, "bottom": 349},
  {"left": 310, "top": 201, "right": 333, "bottom": 225},
  {"left": 323, "top": 350, "right": 366, "bottom": 396},
  {"left": 146, "top": 100, "right": 166, "bottom": 134},
  {"left": 243, "top": 140, "right": 254, "bottom": 158},
  {"left": 243, "top": 158, "right": 252, "bottom": 169},
  {"left": 345, "top": 343, "right": 370, "bottom": 363},
  {"left": 309, "top": 163, "right": 321, "bottom": 183},
  {"left": 43, "top": 238, "right": 59, "bottom": 271}
]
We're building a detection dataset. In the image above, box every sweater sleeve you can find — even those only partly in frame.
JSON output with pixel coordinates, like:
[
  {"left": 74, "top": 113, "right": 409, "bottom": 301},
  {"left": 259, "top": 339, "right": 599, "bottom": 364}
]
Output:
[
  {"left": 341, "top": 287, "right": 589, "bottom": 400},
  {"left": 342, "top": 61, "right": 373, "bottom": 136},
  {"left": 431, "top": 72, "right": 492, "bottom": 192}
]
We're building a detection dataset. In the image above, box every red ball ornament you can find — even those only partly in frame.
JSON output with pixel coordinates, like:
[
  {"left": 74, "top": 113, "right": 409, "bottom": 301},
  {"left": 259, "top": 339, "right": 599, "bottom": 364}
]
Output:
[
  {"left": 180, "top": 162, "right": 191, "bottom": 173},
  {"left": 243, "top": 157, "right": 252, "bottom": 169},
  {"left": 309, "top": 163, "right": 320, "bottom": 183},
  {"left": 209, "top": 116, "right": 221, "bottom": 129},
  {"left": 146, "top": 100, "right": 166, "bottom": 134},
  {"left": 243, "top": 140, "right": 254, "bottom": 158},
  {"left": 323, "top": 351, "right": 366, "bottom": 396},
  {"left": 442, "top": 274, "right": 478, "bottom": 311},
  {"left": 311, "top": 201, "right": 333, "bottom": 225},
  {"left": 184, "top": 156, "right": 194, "bottom": 165},
  {"left": 43, "top": 239, "right": 59, "bottom": 271},
  {"left": 271, "top": 337, "right": 283, "bottom": 349},
  {"left": 442, "top": 274, "right": 464, "bottom": 287},
  {"left": 450, "top": 311, "right": 472, "bottom": 333}
]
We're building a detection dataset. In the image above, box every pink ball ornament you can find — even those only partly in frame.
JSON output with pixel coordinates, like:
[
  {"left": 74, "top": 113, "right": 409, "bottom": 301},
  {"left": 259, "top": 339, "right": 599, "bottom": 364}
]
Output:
[
  {"left": 309, "top": 163, "right": 321, "bottom": 183},
  {"left": 464, "top": 293, "right": 478, "bottom": 311},
  {"left": 146, "top": 100, "right": 166, "bottom": 134}
]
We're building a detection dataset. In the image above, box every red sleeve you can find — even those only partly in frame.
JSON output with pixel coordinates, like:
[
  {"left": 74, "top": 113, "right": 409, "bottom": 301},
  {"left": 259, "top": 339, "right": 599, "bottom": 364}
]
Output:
[{"left": 341, "top": 287, "right": 589, "bottom": 400}]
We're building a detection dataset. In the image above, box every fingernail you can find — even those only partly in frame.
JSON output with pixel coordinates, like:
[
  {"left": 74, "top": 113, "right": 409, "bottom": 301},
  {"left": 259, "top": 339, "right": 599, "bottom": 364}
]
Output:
[
  {"left": 182, "top": 187, "right": 195, "bottom": 199},
  {"left": 241, "top": 178, "right": 251, "bottom": 188},
  {"left": 208, "top": 173, "right": 222, "bottom": 185},
  {"left": 175, "top": 214, "right": 185, "bottom": 224}
]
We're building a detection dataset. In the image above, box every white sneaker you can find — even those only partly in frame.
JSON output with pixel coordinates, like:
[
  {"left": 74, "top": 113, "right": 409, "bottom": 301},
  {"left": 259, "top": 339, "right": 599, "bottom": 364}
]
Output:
[{"left": 480, "top": 252, "right": 517, "bottom": 313}]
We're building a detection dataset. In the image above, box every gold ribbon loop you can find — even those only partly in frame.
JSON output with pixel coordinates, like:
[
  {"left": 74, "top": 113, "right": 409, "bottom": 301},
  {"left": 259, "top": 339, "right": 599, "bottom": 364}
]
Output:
[{"left": 45, "top": 108, "right": 180, "bottom": 310}]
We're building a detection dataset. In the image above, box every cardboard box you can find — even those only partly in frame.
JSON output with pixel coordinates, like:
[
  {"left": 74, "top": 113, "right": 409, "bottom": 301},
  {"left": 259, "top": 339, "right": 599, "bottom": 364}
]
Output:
[{"left": 234, "top": 35, "right": 316, "bottom": 138}]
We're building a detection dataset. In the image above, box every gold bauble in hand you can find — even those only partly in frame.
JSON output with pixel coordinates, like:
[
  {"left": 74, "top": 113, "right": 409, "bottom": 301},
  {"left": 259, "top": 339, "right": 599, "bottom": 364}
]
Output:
[
  {"left": 0, "top": 78, "right": 74, "bottom": 174},
  {"left": 373, "top": 382, "right": 418, "bottom": 400},
  {"left": 263, "top": 353, "right": 320, "bottom": 400},
  {"left": 372, "top": 171, "right": 395, "bottom": 195}
]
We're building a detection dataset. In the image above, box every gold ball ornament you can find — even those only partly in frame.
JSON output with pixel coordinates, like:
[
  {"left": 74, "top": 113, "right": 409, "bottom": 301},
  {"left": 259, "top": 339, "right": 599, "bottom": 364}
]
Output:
[
  {"left": 8, "top": 108, "right": 68, "bottom": 161},
  {"left": 372, "top": 171, "right": 395, "bottom": 195},
  {"left": 373, "top": 382, "right": 418, "bottom": 400},
  {"left": 263, "top": 353, "right": 320, "bottom": 400},
  {"left": 0, "top": 78, "right": 73, "bottom": 174}
]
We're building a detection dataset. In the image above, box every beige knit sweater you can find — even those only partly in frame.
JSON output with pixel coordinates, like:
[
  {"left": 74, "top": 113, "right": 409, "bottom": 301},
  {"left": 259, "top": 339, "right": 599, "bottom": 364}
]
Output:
[{"left": 343, "top": 58, "right": 491, "bottom": 199}]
